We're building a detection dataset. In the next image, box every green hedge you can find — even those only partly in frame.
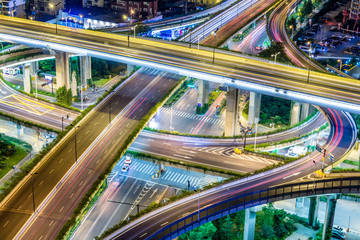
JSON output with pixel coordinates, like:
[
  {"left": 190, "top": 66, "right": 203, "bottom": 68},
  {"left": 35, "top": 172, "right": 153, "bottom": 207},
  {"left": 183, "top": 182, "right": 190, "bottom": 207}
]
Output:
[{"left": 0, "top": 69, "right": 138, "bottom": 204}]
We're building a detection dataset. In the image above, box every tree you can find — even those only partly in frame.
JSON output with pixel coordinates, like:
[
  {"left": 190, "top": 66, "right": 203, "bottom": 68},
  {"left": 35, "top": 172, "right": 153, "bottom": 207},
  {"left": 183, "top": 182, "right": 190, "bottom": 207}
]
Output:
[
  {"left": 178, "top": 222, "right": 217, "bottom": 240},
  {"left": 213, "top": 215, "right": 234, "bottom": 239},
  {"left": 39, "top": 59, "right": 55, "bottom": 72},
  {"left": 258, "top": 41, "right": 288, "bottom": 63},
  {"left": 135, "top": 25, "right": 151, "bottom": 35}
]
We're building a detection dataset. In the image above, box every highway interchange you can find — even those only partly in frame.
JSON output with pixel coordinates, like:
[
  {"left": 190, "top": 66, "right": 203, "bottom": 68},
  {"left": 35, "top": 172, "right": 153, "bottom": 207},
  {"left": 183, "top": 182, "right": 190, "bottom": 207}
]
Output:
[{"left": 0, "top": 0, "right": 358, "bottom": 239}]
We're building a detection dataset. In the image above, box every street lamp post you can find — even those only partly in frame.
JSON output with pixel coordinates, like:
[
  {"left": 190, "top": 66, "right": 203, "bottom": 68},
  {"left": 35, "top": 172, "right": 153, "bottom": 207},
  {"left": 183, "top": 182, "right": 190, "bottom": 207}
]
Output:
[
  {"left": 49, "top": 3, "right": 61, "bottom": 34},
  {"left": 130, "top": 9, "right": 134, "bottom": 26},
  {"left": 26, "top": 170, "right": 38, "bottom": 213},
  {"left": 271, "top": 52, "right": 280, "bottom": 63},
  {"left": 8, "top": 10, "right": 15, "bottom": 17},
  {"left": 307, "top": 41, "right": 312, "bottom": 57},
  {"left": 70, "top": 125, "right": 81, "bottom": 162},
  {"left": 289, "top": 25, "right": 294, "bottom": 39},
  {"left": 211, "top": 30, "right": 217, "bottom": 63},
  {"left": 338, "top": 59, "right": 343, "bottom": 71},
  {"left": 254, "top": 118, "right": 260, "bottom": 150},
  {"left": 133, "top": 25, "right": 138, "bottom": 38}
]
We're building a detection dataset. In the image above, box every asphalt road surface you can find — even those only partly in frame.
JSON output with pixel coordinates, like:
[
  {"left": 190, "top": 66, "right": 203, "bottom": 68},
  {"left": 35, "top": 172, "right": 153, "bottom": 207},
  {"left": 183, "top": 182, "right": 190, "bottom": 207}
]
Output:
[{"left": 0, "top": 68, "right": 180, "bottom": 240}]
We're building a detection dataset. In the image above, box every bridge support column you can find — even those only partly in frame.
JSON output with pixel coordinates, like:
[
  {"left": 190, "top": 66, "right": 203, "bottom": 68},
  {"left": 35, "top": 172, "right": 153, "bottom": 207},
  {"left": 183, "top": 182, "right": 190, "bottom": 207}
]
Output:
[
  {"left": 248, "top": 92, "right": 261, "bottom": 127},
  {"left": 322, "top": 194, "right": 339, "bottom": 240},
  {"left": 300, "top": 103, "right": 310, "bottom": 121},
  {"left": 171, "top": 29, "right": 176, "bottom": 39},
  {"left": 127, "top": 64, "right": 135, "bottom": 76},
  {"left": 17, "top": 124, "right": 24, "bottom": 138},
  {"left": 243, "top": 207, "right": 257, "bottom": 240},
  {"left": 55, "top": 51, "right": 70, "bottom": 89},
  {"left": 23, "top": 63, "right": 32, "bottom": 93},
  {"left": 80, "top": 56, "right": 91, "bottom": 89},
  {"left": 225, "top": 87, "right": 239, "bottom": 136},
  {"left": 308, "top": 196, "right": 319, "bottom": 227},
  {"left": 196, "top": 80, "right": 209, "bottom": 114},
  {"left": 290, "top": 102, "right": 301, "bottom": 125}
]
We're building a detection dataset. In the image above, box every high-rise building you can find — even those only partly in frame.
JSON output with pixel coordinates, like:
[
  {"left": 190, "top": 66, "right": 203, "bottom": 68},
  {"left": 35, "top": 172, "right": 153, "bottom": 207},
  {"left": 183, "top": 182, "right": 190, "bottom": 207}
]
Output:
[
  {"left": 83, "top": 0, "right": 111, "bottom": 8},
  {"left": 66, "top": 0, "right": 82, "bottom": 9},
  {"left": 350, "top": 0, "right": 360, "bottom": 20},
  {"left": 0, "top": 0, "right": 26, "bottom": 17},
  {"left": 25, "top": 0, "right": 65, "bottom": 18}
]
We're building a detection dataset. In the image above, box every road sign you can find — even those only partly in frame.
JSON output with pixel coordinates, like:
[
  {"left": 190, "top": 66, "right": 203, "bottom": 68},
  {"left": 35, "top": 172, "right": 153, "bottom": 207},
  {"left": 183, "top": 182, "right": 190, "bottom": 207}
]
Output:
[
  {"left": 316, "top": 143, "right": 322, "bottom": 153},
  {"left": 329, "top": 153, "right": 334, "bottom": 162}
]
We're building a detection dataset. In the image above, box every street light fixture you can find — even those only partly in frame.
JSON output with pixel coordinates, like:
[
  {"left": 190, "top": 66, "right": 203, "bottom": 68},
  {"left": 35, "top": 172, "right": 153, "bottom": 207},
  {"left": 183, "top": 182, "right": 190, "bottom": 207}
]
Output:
[
  {"left": 26, "top": 170, "right": 38, "bottom": 213},
  {"left": 8, "top": 10, "right": 15, "bottom": 17},
  {"left": 307, "top": 41, "right": 312, "bottom": 57},
  {"left": 70, "top": 125, "right": 81, "bottom": 162},
  {"left": 49, "top": 2, "right": 61, "bottom": 34},
  {"left": 289, "top": 25, "right": 294, "bottom": 39},
  {"left": 211, "top": 29, "right": 218, "bottom": 64},
  {"left": 133, "top": 25, "right": 138, "bottom": 38},
  {"left": 271, "top": 52, "right": 280, "bottom": 64},
  {"left": 337, "top": 59, "right": 343, "bottom": 71}
]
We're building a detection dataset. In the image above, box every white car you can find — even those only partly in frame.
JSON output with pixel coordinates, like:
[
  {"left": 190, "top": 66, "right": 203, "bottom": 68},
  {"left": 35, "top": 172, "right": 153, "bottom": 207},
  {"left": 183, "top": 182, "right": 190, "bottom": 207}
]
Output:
[
  {"left": 285, "top": 152, "right": 299, "bottom": 158},
  {"left": 124, "top": 156, "right": 132, "bottom": 165}
]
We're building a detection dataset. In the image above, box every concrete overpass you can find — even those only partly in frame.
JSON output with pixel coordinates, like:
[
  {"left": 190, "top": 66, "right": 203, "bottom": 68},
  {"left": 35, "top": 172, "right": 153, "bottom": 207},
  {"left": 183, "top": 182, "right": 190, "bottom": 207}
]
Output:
[{"left": 0, "top": 16, "right": 359, "bottom": 115}]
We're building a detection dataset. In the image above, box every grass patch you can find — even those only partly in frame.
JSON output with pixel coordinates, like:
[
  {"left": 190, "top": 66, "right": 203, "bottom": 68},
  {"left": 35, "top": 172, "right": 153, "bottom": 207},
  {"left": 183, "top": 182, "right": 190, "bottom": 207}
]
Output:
[
  {"left": 0, "top": 143, "right": 29, "bottom": 179},
  {"left": 93, "top": 77, "right": 111, "bottom": 87}
]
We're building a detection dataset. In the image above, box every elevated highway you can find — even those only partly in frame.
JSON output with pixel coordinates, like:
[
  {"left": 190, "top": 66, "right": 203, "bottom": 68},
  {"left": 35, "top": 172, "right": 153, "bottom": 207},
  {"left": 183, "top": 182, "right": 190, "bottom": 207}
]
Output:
[{"left": 0, "top": 16, "right": 359, "bottom": 114}]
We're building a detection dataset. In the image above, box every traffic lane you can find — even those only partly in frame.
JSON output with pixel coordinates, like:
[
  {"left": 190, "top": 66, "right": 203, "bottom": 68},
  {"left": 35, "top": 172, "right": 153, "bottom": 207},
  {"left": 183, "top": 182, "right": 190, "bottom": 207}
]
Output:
[
  {"left": 2, "top": 24, "right": 358, "bottom": 104},
  {"left": 19, "top": 74, "right": 180, "bottom": 239},
  {"left": 110, "top": 110, "right": 355, "bottom": 239},
  {"left": 0, "top": 69, "right": 159, "bottom": 240},
  {"left": 129, "top": 140, "right": 272, "bottom": 173},
  {"left": 73, "top": 177, "right": 139, "bottom": 240},
  {"left": 0, "top": 80, "right": 77, "bottom": 130},
  {"left": 1, "top": 68, "right": 154, "bottom": 211}
]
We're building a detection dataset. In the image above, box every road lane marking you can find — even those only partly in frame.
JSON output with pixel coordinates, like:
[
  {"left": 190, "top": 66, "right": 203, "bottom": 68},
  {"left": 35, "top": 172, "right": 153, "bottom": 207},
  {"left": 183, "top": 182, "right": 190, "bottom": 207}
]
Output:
[
  {"left": 134, "top": 142, "right": 149, "bottom": 146},
  {"left": 39, "top": 180, "right": 43, "bottom": 186},
  {"left": 79, "top": 181, "right": 83, "bottom": 186},
  {"left": 150, "top": 188, "right": 158, "bottom": 198},
  {"left": 17, "top": 205, "right": 22, "bottom": 211},
  {"left": 96, "top": 159, "right": 101, "bottom": 164},
  {"left": 140, "top": 233, "right": 147, "bottom": 238},
  {"left": 28, "top": 193, "right": 32, "bottom": 198},
  {"left": 112, "top": 140, "right": 116, "bottom": 145},
  {"left": 88, "top": 170, "right": 92, "bottom": 175},
  {"left": 173, "top": 154, "right": 192, "bottom": 159},
  {"left": 70, "top": 193, "right": 74, "bottom": 199},
  {"left": 224, "top": 161, "right": 244, "bottom": 166},
  {"left": 49, "top": 169, "right": 54, "bottom": 175},
  {"left": 68, "top": 148, "right": 72, "bottom": 153},
  {"left": 4, "top": 220, "right": 9, "bottom": 227},
  {"left": 85, "top": 130, "right": 89, "bottom": 135},
  {"left": 104, "top": 149, "right": 108, "bottom": 154},
  {"left": 283, "top": 172, "right": 301, "bottom": 179},
  {"left": 59, "top": 158, "right": 63, "bottom": 163},
  {"left": 119, "top": 131, "right": 123, "bottom": 135},
  {"left": 49, "top": 220, "right": 54, "bottom": 227},
  {"left": 161, "top": 222, "right": 168, "bottom": 226},
  {"left": 59, "top": 206, "right": 64, "bottom": 212}
]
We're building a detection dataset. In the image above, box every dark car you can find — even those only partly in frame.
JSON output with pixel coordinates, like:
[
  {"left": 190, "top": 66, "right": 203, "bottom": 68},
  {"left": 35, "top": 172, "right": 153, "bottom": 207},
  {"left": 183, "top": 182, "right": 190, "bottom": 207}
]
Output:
[
  {"left": 333, "top": 41, "right": 343, "bottom": 47},
  {"left": 330, "top": 26, "right": 339, "bottom": 31}
]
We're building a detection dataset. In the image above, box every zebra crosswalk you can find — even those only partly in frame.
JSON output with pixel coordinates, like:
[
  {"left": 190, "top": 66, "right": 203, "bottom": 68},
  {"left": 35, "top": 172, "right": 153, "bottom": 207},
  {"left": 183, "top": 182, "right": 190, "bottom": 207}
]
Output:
[
  {"left": 116, "top": 158, "right": 220, "bottom": 187},
  {"left": 159, "top": 107, "right": 225, "bottom": 126}
]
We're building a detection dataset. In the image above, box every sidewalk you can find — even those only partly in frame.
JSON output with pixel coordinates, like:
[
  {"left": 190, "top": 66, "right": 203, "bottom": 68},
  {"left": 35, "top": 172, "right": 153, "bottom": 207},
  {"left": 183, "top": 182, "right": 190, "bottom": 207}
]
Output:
[{"left": 285, "top": 223, "right": 317, "bottom": 240}]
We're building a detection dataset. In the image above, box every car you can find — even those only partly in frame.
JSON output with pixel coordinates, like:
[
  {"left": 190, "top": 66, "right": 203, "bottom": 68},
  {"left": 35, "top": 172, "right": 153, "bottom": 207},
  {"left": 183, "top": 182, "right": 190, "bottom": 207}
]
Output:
[
  {"left": 255, "top": 46, "right": 262, "bottom": 51},
  {"left": 332, "top": 231, "right": 345, "bottom": 240},
  {"left": 285, "top": 152, "right": 299, "bottom": 158},
  {"left": 304, "top": 31, "right": 316, "bottom": 36},
  {"left": 330, "top": 26, "right": 339, "bottom": 31},
  {"left": 333, "top": 226, "right": 346, "bottom": 234},
  {"left": 121, "top": 166, "right": 129, "bottom": 172},
  {"left": 344, "top": 48, "right": 353, "bottom": 54},
  {"left": 124, "top": 155, "right": 132, "bottom": 165}
]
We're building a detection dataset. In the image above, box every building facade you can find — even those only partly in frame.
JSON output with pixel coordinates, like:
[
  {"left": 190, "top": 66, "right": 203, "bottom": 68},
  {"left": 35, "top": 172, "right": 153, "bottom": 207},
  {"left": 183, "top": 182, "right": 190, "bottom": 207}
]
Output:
[
  {"left": 83, "top": 0, "right": 112, "bottom": 8},
  {"left": 25, "top": 0, "right": 65, "bottom": 18},
  {"left": 350, "top": 0, "right": 360, "bottom": 20},
  {"left": 111, "top": 0, "right": 158, "bottom": 18},
  {"left": 187, "top": 0, "right": 220, "bottom": 6},
  {"left": 0, "top": 0, "right": 26, "bottom": 17}
]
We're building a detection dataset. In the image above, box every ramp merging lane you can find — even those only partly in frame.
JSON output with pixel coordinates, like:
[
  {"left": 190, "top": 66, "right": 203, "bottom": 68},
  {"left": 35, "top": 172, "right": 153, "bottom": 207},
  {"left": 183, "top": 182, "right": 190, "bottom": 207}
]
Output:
[{"left": 0, "top": 68, "right": 180, "bottom": 240}]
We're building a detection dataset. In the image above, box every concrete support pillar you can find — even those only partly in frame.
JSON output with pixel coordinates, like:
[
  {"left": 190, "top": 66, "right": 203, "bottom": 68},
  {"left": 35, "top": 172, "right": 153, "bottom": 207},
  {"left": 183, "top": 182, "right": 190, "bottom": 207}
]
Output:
[
  {"left": 127, "top": 64, "right": 135, "bottom": 76},
  {"left": 295, "top": 197, "right": 304, "bottom": 209},
  {"left": 23, "top": 63, "right": 31, "bottom": 93},
  {"left": 17, "top": 124, "right": 23, "bottom": 138},
  {"left": 225, "top": 87, "right": 239, "bottom": 136},
  {"left": 300, "top": 103, "right": 310, "bottom": 121},
  {"left": 196, "top": 80, "right": 209, "bottom": 114},
  {"left": 171, "top": 29, "right": 176, "bottom": 39},
  {"left": 55, "top": 51, "right": 70, "bottom": 89},
  {"left": 80, "top": 56, "right": 91, "bottom": 88},
  {"left": 308, "top": 196, "right": 319, "bottom": 227},
  {"left": 322, "top": 195, "right": 339, "bottom": 240},
  {"left": 243, "top": 207, "right": 257, "bottom": 240},
  {"left": 290, "top": 102, "right": 301, "bottom": 125},
  {"left": 248, "top": 92, "right": 261, "bottom": 127}
]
